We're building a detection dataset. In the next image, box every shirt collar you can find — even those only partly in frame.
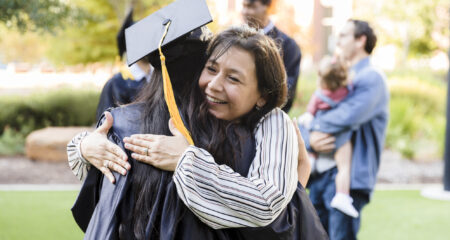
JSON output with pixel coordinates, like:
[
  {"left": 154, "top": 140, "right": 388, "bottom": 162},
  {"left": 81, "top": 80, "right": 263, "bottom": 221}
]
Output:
[
  {"left": 263, "top": 21, "right": 275, "bottom": 34},
  {"left": 351, "top": 56, "right": 371, "bottom": 73},
  {"left": 129, "top": 63, "right": 152, "bottom": 82}
]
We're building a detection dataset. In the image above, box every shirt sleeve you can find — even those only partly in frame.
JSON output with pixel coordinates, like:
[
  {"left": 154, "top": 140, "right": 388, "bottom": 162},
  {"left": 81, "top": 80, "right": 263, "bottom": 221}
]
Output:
[
  {"left": 311, "top": 69, "right": 388, "bottom": 134},
  {"left": 67, "top": 131, "right": 91, "bottom": 181},
  {"left": 306, "top": 93, "right": 319, "bottom": 116},
  {"left": 173, "top": 108, "right": 299, "bottom": 229}
]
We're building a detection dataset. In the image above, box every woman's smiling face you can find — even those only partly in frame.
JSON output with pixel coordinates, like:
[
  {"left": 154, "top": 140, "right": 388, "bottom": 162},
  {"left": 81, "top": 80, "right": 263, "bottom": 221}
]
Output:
[{"left": 198, "top": 46, "right": 266, "bottom": 121}]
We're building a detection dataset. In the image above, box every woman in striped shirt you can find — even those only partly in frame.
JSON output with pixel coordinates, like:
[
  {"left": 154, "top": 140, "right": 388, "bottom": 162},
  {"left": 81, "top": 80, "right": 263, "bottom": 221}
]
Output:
[{"left": 68, "top": 26, "right": 325, "bottom": 239}]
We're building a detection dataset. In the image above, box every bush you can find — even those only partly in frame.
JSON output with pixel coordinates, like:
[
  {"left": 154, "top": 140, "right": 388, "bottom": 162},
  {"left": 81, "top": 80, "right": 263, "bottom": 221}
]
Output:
[
  {"left": 0, "top": 127, "right": 27, "bottom": 155},
  {"left": 0, "top": 88, "right": 100, "bottom": 155},
  {"left": 386, "top": 68, "right": 446, "bottom": 159}
]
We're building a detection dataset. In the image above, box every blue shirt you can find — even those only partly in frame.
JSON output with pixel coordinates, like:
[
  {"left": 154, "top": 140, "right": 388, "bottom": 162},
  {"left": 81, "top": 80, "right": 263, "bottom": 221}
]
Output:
[{"left": 306, "top": 57, "right": 389, "bottom": 192}]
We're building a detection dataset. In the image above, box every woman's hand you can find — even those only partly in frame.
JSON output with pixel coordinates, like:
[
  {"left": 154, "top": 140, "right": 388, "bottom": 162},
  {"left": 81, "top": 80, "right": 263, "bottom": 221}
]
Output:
[
  {"left": 123, "top": 119, "right": 189, "bottom": 171},
  {"left": 80, "top": 112, "right": 130, "bottom": 183},
  {"left": 292, "top": 118, "right": 311, "bottom": 187}
]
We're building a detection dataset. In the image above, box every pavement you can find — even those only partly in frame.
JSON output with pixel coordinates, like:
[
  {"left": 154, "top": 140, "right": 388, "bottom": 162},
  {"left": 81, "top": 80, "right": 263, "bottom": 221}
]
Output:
[{"left": 0, "top": 149, "right": 445, "bottom": 191}]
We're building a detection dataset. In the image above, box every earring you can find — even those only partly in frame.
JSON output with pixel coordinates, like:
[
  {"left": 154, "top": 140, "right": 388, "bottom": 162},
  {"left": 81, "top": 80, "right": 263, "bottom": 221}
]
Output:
[{"left": 255, "top": 105, "right": 261, "bottom": 111}]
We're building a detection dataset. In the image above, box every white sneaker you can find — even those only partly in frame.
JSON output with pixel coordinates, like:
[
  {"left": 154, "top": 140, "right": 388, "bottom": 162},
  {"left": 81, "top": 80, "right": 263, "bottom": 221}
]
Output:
[{"left": 330, "top": 193, "right": 359, "bottom": 218}]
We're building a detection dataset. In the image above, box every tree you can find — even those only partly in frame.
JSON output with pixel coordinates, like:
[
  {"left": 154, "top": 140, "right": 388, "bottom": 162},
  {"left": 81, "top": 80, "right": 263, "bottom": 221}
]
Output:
[
  {"left": 0, "top": 0, "right": 85, "bottom": 32},
  {"left": 46, "top": 0, "right": 172, "bottom": 65},
  {"left": 353, "top": 0, "right": 449, "bottom": 58}
]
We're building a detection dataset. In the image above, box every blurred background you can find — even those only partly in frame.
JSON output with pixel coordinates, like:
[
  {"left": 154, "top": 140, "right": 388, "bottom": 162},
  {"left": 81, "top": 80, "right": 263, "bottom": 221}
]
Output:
[{"left": 0, "top": 0, "right": 449, "bottom": 239}]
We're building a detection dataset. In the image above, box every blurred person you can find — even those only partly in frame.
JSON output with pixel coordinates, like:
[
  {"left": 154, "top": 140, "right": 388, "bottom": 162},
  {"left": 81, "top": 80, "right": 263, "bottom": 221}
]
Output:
[
  {"left": 301, "top": 19, "right": 389, "bottom": 240},
  {"left": 298, "top": 55, "right": 358, "bottom": 218},
  {"left": 95, "top": 9, "right": 152, "bottom": 121},
  {"left": 241, "top": 0, "right": 301, "bottom": 113}
]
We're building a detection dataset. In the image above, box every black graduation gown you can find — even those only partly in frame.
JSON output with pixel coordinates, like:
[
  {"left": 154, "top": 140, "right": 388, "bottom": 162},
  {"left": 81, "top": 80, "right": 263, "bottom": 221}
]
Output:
[
  {"left": 266, "top": 26, "right": 302, "bottom": 113},
  {"left": 95, "top": 73, "right": 147, "bottom": 121},
  {"left": 72, "top": 103, "right": 327, "bottom": 240}
]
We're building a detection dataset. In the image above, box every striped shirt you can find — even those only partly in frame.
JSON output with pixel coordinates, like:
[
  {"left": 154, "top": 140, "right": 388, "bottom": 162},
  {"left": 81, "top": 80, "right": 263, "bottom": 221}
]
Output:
[
  {"left": 66, "top": 108, "right": 298, "bottom": 229},
  {"left": 173, "top": 108, "right": 299, "bottom": 229},
  {"left": 67, "top": 131, "right": 91, "bottom": 181}
]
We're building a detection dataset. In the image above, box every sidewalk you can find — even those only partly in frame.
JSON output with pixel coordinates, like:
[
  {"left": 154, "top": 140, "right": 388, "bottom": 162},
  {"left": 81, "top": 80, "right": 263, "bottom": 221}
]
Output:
[{"left": 0, "top": 149, "right": 444, "bottom": 190}]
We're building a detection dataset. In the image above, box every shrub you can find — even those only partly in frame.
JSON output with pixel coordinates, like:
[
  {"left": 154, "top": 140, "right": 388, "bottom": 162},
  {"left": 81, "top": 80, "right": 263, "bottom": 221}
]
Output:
[
  {"left": 0, "top": 88, "right": 100, "bottom": 155},
  {"left": 386, "top": 69, "right": 446, "bottom": 159}
]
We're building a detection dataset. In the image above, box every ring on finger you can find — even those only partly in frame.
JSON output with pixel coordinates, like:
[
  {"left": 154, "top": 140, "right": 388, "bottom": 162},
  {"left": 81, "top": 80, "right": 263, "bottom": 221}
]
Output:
[
  {"left": 144, "top": 147, "right": 149, "bottom": 156},
  {"left": 104, "top": 160, "right": 109, "bottom": 168}
]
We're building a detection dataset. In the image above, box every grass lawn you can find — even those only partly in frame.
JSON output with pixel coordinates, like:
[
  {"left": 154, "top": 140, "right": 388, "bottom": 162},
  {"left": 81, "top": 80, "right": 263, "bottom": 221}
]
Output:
[
  {"left": 0, "top": 190, "right": 449, "bottom": 239},
  {"left": 358, "top": 190, "right": 450, "bottom": 240},
  {"left": 0, "top": 191, "right": 83, "bottom": 240}
]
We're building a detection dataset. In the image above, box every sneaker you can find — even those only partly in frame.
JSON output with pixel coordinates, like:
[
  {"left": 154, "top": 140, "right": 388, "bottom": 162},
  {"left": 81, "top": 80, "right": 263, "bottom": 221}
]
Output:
[{"left": 330, "top": 193, "right": 359, "bottom": 218}]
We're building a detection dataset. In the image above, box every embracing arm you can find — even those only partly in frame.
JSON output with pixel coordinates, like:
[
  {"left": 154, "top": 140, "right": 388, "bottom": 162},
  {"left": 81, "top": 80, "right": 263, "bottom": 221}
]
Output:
[
  {"left": 67, "top": 131, "right": 91, "bottom": 181},
  {"left": 312, "top": 71, "right": 387, "bottom": 134},
  {"left": 67, "top": 112, "right": 130, "bottom": 183},
  {"left": 173, "top": 108, "right": 299, "bottom": 229}
]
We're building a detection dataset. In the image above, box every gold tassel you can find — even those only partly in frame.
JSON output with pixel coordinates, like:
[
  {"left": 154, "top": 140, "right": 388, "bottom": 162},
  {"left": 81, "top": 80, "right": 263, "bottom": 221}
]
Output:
[{"left": 158, "top": 21, "right": 194, "bottom": 145}]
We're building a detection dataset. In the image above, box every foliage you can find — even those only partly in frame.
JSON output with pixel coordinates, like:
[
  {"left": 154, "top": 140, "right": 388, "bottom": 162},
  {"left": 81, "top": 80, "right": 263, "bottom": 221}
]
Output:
[
  {"left": 0, "top": 0, "right": 86, "bottom": 33},
  {"left": 0, "top": 127, "right": 27, "bottom": 155},
  {"left": 0, "top": 25, "right": 49, "bottom": 63},
  {"left": 44, "top": 0, "right": 173, "bottom": 65},
  {"left": 353, "top": 0, "right": 449, "bottom": 58},
  {"left": 0, "top": 88, "right": 100, "bottom": 136},
  {"left": 386, "top": 68, "right": 446, "bottom": 159},
  {"left": 0, "top": 88, "right": 99, "bottom": 155}
]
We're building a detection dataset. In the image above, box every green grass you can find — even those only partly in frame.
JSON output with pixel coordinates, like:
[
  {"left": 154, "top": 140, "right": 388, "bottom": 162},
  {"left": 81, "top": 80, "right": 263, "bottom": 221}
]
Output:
[
  {"left": 359, "top": 190, "right": 450, "bottom": 240},
  {"left": 0, "top": 191, "right": 83, "bottom": 240},
  {"left": 1, "top": 190, "right": 449, "bottom": 239}
]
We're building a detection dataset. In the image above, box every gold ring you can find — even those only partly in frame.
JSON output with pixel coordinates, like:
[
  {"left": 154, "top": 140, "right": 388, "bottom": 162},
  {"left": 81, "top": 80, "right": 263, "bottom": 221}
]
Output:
[{"left": 144, "top": 147, "right": 149, "bottom": 156}]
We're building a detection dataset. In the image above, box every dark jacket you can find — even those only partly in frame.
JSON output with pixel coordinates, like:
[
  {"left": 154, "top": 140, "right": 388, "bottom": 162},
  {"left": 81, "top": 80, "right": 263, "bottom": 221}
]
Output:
[
  {"left": 95, "top": 73, "right": 147, "bottom": 121},
  {"left": 266, "top": 26, "right": 302, "bottom": 113}
]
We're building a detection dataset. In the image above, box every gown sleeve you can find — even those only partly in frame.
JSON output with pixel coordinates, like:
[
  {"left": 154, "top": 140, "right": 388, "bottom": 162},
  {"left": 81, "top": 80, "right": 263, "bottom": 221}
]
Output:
[{"left": 173, "top": 108, "right": 299, "bottom": 229}]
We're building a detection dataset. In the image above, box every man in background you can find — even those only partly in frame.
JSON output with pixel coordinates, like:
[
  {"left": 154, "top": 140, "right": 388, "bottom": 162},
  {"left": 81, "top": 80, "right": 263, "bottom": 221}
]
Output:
[
  {"left": 241, "top": 0, "right": 301, "bottom": 113},
  {"left": 305, "top": 20, "right": 389, "bottom": 240}
]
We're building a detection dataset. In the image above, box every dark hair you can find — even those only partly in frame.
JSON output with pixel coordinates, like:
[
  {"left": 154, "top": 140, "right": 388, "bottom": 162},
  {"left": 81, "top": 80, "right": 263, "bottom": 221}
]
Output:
[
  {"left": 318, "top": 56, "right": 348, "bottom": 91},
  {"left": 247, "top": 0, "right": 272, "bottom": 6},
  {"left": 349, "top": 19, "right": 377, "bottom": 54},
  {"left": 205, "top": 25, "right": 287, "bottom": 129},
  {"left": 120, "top": 25, "right": 286, "bottom": 239},
  {"left": 119, "top": 30, "right": 212, "bottom": 239}
]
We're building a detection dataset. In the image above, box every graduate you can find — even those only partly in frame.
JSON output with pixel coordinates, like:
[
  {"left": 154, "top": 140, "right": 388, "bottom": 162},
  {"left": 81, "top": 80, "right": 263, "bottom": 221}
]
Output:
[
  {"left": 95, "top": 8, "right": 152, "bottom": 121},
  {"left": 68, "top": 0, "right": 327, "bottom": 239}
]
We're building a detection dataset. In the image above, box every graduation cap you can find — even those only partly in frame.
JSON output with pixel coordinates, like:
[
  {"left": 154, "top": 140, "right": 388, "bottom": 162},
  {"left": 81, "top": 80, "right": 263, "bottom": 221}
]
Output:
[
  {"left": 117, "top": 8, "right": 134, "bottom": 59},
  {"left": 125, "top": 0, "right": 213, "bottom": 145}
]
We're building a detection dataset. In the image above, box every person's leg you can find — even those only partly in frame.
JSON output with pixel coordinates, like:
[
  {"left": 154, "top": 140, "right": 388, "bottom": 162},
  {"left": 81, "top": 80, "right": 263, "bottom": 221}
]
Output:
[
  {"left": 334, "top": 141, "right": 352, "bottom": 195},
  {"left": 331, "top": 142, "right": 358, "bottom": 218},
  {"left": 327, "top": 188, "right": 370, "bottom": 240},
  {"left": 308, "top": 171, "right": 332, "bottom": 232}
]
